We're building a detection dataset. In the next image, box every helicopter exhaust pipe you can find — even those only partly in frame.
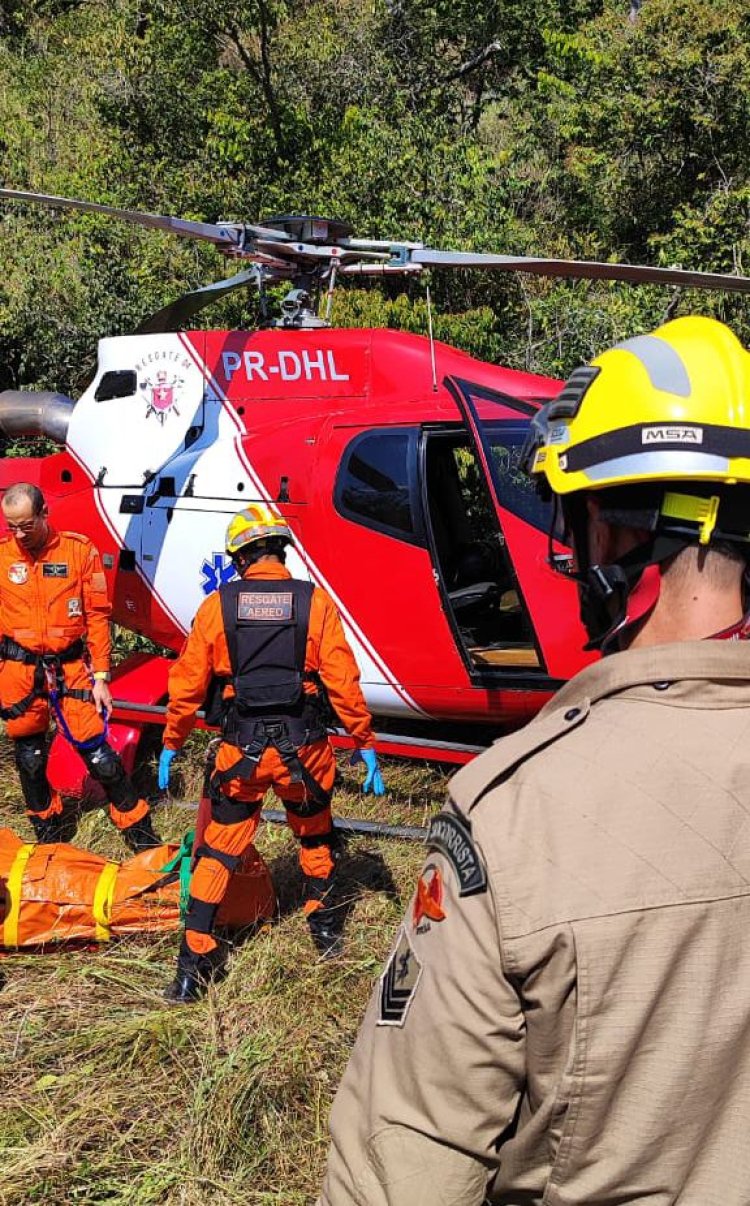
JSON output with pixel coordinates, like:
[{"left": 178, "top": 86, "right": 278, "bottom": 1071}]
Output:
[{"left": 0, "top": 390, "right": 76, "bottom": 446}]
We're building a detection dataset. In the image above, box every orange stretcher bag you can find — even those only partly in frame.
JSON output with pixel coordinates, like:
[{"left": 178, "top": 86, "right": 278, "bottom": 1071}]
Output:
[{"left": 0, "top": 828, "right": 276, "bottom": 948}]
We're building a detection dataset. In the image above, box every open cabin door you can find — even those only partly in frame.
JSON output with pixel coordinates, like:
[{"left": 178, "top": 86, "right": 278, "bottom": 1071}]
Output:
[{"left": 425, "top": 376, "right": 551, "bottom": 676}]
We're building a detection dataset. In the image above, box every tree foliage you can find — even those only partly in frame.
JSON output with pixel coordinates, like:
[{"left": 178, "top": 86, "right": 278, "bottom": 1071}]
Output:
[{"left": 1, "top": 0, "right": 749, "bottom": 396}]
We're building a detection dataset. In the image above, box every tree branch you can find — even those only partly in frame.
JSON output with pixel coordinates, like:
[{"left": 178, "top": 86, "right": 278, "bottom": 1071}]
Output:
[
  {"left": 442, "top": 40, "right": 503, "bottom": 85},
  {"left": 225, "top": 7, "right": 286, "bottom": 162}
]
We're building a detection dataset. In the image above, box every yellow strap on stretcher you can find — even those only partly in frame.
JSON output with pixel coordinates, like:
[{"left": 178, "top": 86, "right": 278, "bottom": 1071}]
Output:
[
  {"left": 92, "top": 861, "right": 119, "bottom": 942},
  {"left": 3, "top": 843, "right": 35, "bottom": 948}
]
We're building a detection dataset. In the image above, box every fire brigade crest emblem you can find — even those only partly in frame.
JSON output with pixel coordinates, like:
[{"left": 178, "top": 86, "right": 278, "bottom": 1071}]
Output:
[
  {"left": 8, "top": 562, "right": 28, "bottom": 585},
  {"left": 140, "top": 370, "right": 183, "bottom": 423}
]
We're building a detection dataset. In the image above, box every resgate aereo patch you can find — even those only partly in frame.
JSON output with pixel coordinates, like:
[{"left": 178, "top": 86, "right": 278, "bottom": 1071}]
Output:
[
  {"left": 237, "top": 591, "right": 294, "bottom": 622},
  {"left": 378, "top": 927, "right": 423, "bottom": 1027}
]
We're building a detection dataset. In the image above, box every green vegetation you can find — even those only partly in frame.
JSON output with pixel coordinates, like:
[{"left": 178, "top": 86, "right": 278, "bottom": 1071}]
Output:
[
  {"left": 2, "top": 0, "right": 750, "bottom": 398},
  {"left": 0, "top": 734, "right": 445, "bottom": 1203}
]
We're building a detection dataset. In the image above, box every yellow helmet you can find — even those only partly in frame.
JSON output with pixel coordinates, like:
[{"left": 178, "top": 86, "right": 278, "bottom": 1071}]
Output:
[
  {"left": 225, "top": 503, "right": 292, "bottom": 556},
  {"left": 523, "top": 316, "right": 750, "bottom": 652},
  {"left": 525, "top": 315, "right": 750, "bottom": 499}
]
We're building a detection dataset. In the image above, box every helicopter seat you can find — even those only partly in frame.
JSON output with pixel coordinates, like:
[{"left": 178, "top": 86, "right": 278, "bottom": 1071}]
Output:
[{"left": 448, "top": 581, "right": 498, "bottom": 613}]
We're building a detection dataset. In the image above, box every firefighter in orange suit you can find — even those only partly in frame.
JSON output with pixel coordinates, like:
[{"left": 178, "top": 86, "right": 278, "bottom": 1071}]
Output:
[
  {"left": 0, "top": 482, "right": 160, "bottom": 850},
  {"left": 159, "top": 503, "right": 384, "bottom": 1002}
]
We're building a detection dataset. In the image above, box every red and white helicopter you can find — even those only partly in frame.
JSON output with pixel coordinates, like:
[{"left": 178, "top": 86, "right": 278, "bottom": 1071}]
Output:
[{"left": 1, "top": 188, "right": 749, "bottom": 795}]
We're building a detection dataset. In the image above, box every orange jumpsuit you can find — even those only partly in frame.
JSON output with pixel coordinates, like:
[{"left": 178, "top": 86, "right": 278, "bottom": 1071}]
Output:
[
  {"left": 164, "top": 561, "right": 375, "bottom": 954},
  {"left": 0, "top": 527, "right": 149, "bottom": 830}
]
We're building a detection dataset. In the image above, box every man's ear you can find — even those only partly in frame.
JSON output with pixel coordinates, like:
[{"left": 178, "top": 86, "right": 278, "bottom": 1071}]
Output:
[{"left": 587, "top": 496, "right": 650, "bottom": 564}]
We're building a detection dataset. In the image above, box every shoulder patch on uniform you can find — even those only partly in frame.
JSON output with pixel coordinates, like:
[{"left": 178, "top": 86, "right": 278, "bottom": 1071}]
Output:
[
  {"left": 8, "top": 562, "right": 28, "bottom": 584},
  {"left": 378, "top": 927, "right": 422, "bottom": 1027},
  {"left": 426, "top": 810, "right": 487, "bottom": 897},
  {"left": 449, "top": 702, "right": 590, "bottom": 814}
]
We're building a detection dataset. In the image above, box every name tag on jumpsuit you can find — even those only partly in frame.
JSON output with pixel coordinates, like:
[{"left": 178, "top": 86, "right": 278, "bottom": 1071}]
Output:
[{"left": 42, "top": 563, "right": 68, "bottom": 577}]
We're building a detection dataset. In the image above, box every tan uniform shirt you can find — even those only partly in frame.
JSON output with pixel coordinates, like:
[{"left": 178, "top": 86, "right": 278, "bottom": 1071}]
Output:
[{"left": 322, "top": 641, "right": 750, "bottom": 1205}]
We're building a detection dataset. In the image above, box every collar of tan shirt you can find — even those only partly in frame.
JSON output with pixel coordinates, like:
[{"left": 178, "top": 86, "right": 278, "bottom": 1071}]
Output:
[{"left": 544, "top": 639, "right": 750, "bottom": 714}]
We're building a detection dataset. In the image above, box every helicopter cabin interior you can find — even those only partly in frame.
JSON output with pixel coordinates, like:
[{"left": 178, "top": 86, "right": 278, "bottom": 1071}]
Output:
[
  {"left": 334, "top": 391, "right": 551, "bottom": 676},
  {"left": 424, "top": 426, "right": 544, "bottom": 669}
]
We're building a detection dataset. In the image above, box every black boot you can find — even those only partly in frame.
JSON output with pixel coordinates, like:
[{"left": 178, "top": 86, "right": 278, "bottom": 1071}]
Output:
[
  {"left": 29, "top": 813, "right": 65, "bottom": 844},
  {"left": 164, "top": 937, "right": 222, "bottom": 1004},
  {"left": 307, "top": 904, "right": 345, "bottom": 959},
  {"left": 122, "top": 813, "right": 161, "bottom": 854}
]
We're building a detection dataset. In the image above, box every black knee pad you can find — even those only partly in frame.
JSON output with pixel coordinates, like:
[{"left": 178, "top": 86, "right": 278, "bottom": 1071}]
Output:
[
  {"left": 284, "top": 792, "right": 331, "bottom": 820},
  {"left": 83, "top": 742, "right": 138, "bottom": 809},
  {"left": 210, "top": 792, "right": 261, "bottom": 826},
  {"left": 14, "top": 735, "right": 50, "bottom": 810}
]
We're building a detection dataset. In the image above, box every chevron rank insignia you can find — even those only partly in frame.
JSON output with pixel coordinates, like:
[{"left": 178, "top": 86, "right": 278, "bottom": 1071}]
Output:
[{"left": 378, "top": 927, "right": 423, "bottom": 1027}]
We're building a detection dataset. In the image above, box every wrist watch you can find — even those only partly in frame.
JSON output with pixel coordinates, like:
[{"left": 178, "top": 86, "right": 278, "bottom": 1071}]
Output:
[{"left": 93, "top": 671, "right": 111, "bottom": 682}]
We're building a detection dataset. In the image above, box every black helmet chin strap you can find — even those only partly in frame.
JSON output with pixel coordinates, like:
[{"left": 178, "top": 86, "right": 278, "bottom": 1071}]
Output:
[
  {"left": 579, "top": 537, "right": 687, "bottom": 652},
  {"left": 546, "top": 482, "right": 750, "bottom": 652},
  {"left": 557, "top": 494, "right": 689, "bottom": 653}
]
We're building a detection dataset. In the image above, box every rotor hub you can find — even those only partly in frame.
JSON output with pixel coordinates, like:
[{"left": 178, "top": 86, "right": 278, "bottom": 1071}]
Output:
[
  {"left": 274, "top": 287, "right": 329, "bottom": 329},
  {"left": 259, "top": 215, "right": 353, "bottom": 245}
]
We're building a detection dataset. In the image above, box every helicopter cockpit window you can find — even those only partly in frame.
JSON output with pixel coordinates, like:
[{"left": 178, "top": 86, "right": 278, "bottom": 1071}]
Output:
[
  {"left": 94, "top": 370, "right": 137, "bottom": 402},
  {"left": 335, "top": 430, "right": 421, "bottom": 544},
  {"left": 449, "top": 381, "right": 553, "bottom": 536},
  {"left": 485, "top": 425, "right": 551, "bottom": 534}
]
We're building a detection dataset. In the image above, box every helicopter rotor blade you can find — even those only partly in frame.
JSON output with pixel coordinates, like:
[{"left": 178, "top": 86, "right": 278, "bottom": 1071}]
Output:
[
  {"left": 137, "top": 266, "right": 266, "bottom": 334},
  {"left": 0, "top": 187, "right": 244, "bottom": 250},
  {"left": 407, "top": 249, "right": 750, "bottom": 294},
  {"left": 5, "top": 187, "right": 750, "bottom": 299}
]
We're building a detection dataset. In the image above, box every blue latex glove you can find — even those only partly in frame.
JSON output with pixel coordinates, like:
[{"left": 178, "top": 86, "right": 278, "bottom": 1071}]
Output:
[
  {"left": 158, "top": 747, "right": 177, "bottom": 791},
  {"left": 351, "top": 748, "right": 385, "bottom": 796}
]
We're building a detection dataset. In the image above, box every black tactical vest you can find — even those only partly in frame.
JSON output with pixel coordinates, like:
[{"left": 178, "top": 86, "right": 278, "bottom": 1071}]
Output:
[{"left": 218, "top": 578, "right": 329, "bottom": 749}]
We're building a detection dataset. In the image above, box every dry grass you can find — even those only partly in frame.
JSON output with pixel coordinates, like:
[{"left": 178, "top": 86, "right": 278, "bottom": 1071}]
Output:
[{"left": 0, "top": 731, "right": 450, "bottom": 1205}]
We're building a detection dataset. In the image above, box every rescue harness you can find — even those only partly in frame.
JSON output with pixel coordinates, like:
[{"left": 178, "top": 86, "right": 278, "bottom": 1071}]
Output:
[
  {"left": 208, "top": 578, "right": 332, "bottom": 813},
  {"left": 0, "top": 635, "right": 108, "bottom": 752}
]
